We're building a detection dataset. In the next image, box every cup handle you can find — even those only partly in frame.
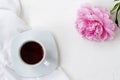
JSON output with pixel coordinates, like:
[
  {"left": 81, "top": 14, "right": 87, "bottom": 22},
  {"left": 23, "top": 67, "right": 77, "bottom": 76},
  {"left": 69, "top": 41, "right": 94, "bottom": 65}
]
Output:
[{"left": 43, "top": 60, "right": 50, "bottom": 66}]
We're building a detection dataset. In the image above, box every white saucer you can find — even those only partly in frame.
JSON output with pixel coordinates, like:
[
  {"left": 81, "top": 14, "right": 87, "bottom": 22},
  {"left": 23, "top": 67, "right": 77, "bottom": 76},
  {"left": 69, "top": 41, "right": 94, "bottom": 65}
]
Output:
[{"left": 11, "top": 30, "right": 58, "bottom": 77}]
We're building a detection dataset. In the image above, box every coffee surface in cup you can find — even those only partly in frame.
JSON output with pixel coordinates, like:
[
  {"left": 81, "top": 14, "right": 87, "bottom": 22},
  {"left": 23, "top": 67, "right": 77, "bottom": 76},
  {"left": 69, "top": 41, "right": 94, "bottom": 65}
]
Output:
[{"left": 20, "top": 41, "right": 44, "bottom": 65}]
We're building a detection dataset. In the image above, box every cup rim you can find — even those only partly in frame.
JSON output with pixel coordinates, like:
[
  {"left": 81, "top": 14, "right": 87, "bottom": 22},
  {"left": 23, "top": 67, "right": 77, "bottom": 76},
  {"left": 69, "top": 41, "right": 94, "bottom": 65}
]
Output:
[{"left": 19, "top": 40, "right": 46, "bottom": 67}]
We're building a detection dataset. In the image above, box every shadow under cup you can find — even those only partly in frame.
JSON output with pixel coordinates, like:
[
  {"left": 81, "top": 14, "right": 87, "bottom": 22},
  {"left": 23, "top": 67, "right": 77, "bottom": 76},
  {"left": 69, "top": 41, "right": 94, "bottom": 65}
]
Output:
[{"left": 20, "top": 41, "right": 45, "bottom": 65}]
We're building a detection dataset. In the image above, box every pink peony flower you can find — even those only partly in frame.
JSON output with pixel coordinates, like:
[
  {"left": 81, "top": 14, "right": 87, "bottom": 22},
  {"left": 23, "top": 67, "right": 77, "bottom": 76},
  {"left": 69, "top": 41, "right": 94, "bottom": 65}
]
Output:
[{"left": 75, "top": 4, "right": 118, "bottom": 42}]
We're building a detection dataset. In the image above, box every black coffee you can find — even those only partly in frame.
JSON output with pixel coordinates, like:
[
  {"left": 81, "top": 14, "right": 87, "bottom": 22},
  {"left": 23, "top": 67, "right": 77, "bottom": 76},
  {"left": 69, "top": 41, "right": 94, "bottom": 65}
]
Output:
[{"left": 20, "top": 41, "right": 44, "bottom": 65}]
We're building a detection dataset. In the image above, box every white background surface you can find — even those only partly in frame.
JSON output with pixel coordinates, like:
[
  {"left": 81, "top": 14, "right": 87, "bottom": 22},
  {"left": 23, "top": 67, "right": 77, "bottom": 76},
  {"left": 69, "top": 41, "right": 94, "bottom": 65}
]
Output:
[{"left": 20, "top": 0, "right": 120, "bottom": 80}]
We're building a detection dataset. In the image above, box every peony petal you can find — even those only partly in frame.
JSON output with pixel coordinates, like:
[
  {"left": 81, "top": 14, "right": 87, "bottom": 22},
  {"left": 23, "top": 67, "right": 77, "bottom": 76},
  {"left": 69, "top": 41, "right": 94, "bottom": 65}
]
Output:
[{"left": 75, "top": 4, "right": 117, "bottom": 42}]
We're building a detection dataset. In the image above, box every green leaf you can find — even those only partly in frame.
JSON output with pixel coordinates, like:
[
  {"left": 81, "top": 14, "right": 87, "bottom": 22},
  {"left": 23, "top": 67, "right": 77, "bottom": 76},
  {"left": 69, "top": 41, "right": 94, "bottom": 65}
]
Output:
[
  {"left": 110, "top": 2, "right": 120, "bottom": 13},
  {"left": 115, "top": 5, "right": 120, "bottom": 26},
  {"left": 114, "top": 0, "right": 119, "bottom": 1}
]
